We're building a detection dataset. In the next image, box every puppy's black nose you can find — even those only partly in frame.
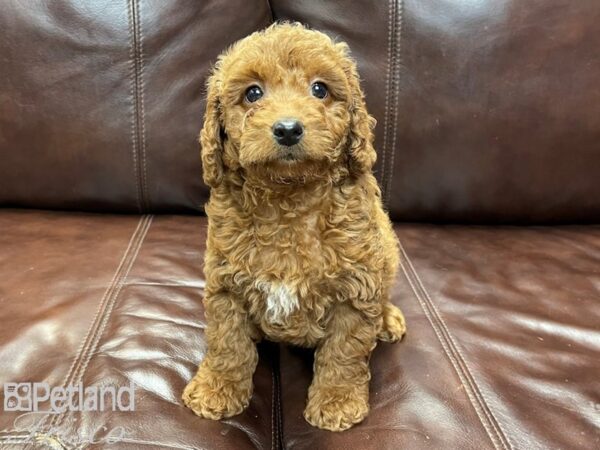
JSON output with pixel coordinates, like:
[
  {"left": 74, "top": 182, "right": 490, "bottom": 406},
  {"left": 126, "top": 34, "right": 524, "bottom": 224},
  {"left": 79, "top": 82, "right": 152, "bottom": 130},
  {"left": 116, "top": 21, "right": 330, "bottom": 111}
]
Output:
[{"left": 272, "top": 119, "right": 304, "bottom": 146}]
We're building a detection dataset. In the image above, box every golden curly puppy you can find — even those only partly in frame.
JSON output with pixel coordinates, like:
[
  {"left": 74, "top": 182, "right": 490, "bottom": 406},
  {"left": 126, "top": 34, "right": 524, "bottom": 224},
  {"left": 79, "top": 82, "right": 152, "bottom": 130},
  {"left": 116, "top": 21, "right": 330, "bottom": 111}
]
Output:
[{"left": 183, "top": 23, "right": 406, "bottom": 432}]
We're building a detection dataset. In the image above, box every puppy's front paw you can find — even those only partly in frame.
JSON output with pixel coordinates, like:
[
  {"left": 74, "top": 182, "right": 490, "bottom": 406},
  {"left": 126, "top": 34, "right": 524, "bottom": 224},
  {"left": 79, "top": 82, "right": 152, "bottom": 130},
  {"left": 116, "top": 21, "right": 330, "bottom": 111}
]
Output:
[
  {"left": 304, "top": 384, "right": 369, "bottom": 431},
  {"left": 378, "top": 303, "right": 407, "bottom": 343},
  {"left": 182, "top": 368, "right": 252, "bottom": 420}
]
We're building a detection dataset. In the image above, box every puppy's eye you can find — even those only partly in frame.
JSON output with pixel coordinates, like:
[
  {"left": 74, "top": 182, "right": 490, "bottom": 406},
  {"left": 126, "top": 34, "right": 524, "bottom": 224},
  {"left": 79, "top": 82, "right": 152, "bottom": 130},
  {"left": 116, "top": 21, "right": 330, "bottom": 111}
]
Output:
[
  {"left": 245, "top": 85, "right": 263, "bottom": 103},
  {"left": 310, "top": 82, "right": 328, "bottom": 99}
]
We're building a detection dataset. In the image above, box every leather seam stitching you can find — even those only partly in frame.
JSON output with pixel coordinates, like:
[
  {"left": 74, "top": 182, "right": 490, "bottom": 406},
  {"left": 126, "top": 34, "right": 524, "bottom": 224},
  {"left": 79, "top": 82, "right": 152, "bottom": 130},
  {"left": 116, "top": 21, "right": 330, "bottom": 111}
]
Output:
[
  {"left": 0, "top": 431, "right": 28, "bottom": 439},
  {"left": 271, "top": 362, "right": 276, "bottom": 450},
  {"left": 127, "top": 0, "right": 142, "bottom": 213},
  {"left": 44, "top": 216, "right": 149, "bottom": 433},
  {"left": 385, "top": 0, "right": 403, "bottom": 205},
  {"left": 128, "top": 0, "right": 149, "bottom": 213},
  {"left": 0, "top": 430, "right": 26, "bottom": 435},
  {"left": 134, "top": 0, "right": 150, "bottom": 211},
  {"left": 398, "top": 240, "right": 513, "bottom": 450},
  {"left": 36, "top": 215, "right": 147, "bottom": 432},
  {"left": 0, "top": 435, "right": 200, "bottom": 450},
  {"left": 380, "top": 0, "right": 394, "bottom": 196},
  {"left": 117, "top": 437, "right": 200, "bottom": 449},
  {"left": 270, "top": 344, "right": 283, "bottom": 450},
  {"left": 70, "top": 215, "right": 153, "bottom": 385},
  {"left": 48, "top": 215, "right": 153, "bottom": 431},
  {"left": 276, "top": 346, "right": 283, "bottom": 450},
  {"left": 0, "top": 437, "right": 29, "bottom": 445}
]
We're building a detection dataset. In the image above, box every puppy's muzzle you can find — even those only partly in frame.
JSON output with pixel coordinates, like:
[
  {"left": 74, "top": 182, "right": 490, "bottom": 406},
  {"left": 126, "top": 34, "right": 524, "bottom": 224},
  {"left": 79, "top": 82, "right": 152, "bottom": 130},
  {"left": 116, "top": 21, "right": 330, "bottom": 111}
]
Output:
[{"left": 272, "top": 119, "right": 304, "bottom": 147}]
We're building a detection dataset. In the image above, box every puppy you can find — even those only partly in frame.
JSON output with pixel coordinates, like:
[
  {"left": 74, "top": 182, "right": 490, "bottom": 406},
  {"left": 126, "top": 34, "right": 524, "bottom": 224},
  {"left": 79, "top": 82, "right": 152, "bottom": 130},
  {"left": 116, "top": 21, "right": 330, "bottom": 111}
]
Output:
[{"left": 183, "top": 23, "right": 406, "bottom": 432}]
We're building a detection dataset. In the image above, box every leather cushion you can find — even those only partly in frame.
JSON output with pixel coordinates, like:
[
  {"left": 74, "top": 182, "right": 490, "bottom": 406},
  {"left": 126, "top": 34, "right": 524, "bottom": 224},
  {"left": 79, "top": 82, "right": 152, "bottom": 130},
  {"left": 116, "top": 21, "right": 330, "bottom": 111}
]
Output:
[
  {"left": 279, "top": 224, "right": 600, "bottom": 449},
  {"left": 0, "top": 0, "right": 271, "bottom": 214},
  {"left": 1, "top": 211, "right": 598, "bottom": 448},
  {"left": 0, "top": 211, "right": 278, "bottom": 449},
  {"left": 271, "top": 0, "right": 600, "bottom": 222}
]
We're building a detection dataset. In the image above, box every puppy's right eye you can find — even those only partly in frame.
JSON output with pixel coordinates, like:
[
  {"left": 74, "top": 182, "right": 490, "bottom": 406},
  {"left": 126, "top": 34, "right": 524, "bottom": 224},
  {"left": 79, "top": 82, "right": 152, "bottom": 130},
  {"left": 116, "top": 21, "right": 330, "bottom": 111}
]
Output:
[{"left": 245, "top": 85, "right": 263, "bottom": 103}]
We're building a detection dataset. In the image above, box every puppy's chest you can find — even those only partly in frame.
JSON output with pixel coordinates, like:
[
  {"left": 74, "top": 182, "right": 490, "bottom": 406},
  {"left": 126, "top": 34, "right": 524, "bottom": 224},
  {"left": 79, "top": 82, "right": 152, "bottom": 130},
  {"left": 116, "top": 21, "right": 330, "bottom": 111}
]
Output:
[
  {"left": 252, "top": 278, "right": 329, "bottom": 346},
  {"left": 236, "top": 214, "right": 336, "bottom": 325}
]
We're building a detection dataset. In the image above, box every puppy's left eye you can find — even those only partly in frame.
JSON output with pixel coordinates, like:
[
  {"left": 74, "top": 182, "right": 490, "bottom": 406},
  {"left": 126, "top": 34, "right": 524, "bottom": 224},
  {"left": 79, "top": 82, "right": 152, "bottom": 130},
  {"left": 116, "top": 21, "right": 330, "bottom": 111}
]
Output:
[{"left": 310, "top": 82, "right": 328, "bottom": 99}]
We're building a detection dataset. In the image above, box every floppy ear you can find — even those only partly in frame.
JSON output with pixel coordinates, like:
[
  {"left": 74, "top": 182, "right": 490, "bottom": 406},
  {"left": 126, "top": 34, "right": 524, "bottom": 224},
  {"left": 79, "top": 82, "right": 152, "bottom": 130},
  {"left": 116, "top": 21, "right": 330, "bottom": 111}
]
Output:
[
  {"left": 341, "top": 46, "right": 377, "bottom": 175},
  {"left": 200, "top": 72, "right": 225, "bottom": 188}
]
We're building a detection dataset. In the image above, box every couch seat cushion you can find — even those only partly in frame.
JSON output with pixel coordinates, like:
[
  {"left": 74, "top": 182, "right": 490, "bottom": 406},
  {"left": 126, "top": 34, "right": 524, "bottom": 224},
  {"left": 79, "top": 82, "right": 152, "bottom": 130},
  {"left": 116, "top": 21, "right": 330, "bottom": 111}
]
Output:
[
  {"left": 279, "top": 224, "right": 600, "bottom": 450},
  {"left": 0, "top": 210, "right": 278, "bottom": 449}
]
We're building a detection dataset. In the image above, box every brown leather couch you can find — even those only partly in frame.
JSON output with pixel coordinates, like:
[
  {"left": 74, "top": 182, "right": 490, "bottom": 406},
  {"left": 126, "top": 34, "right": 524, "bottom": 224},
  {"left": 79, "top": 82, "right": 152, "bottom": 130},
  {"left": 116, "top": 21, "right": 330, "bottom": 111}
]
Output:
[{"left": 1, "top": 1, "right": 598, "bottom": 449}]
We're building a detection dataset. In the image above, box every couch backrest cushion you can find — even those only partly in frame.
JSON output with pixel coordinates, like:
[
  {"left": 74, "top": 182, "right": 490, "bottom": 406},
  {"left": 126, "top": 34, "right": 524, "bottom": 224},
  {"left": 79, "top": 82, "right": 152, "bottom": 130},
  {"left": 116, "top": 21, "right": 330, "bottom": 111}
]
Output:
[
  {"left": 0, "top": 0, "right": 270, "bottom": 213},
  {"left": 1, "top": 1, "right": 599, "bottom": 222},
  {"left": 272, "top": 0, "right": 600, "bottom": 223}
]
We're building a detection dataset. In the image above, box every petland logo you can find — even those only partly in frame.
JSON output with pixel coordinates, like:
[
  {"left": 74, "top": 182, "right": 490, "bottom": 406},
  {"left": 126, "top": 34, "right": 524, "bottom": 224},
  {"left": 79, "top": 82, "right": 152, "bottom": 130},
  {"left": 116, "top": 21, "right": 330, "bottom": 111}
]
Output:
[{"left": 3, "top": 382, "right": 136, "bottom": 413}]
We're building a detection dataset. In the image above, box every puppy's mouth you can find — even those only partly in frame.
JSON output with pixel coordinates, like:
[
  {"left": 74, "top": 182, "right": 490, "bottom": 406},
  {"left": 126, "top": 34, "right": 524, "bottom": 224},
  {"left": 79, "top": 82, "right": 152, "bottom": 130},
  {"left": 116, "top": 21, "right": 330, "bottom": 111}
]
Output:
[{"left": 277, "top": 146, "right": 304, "bottom": 163}]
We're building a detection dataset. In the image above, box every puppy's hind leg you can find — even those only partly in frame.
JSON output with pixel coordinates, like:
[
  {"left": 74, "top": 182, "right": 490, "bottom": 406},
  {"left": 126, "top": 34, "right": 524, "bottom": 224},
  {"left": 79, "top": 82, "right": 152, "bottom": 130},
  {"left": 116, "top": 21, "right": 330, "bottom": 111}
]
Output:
[{"left": 377, "top": 302, "right": 406, "bottom": 343}]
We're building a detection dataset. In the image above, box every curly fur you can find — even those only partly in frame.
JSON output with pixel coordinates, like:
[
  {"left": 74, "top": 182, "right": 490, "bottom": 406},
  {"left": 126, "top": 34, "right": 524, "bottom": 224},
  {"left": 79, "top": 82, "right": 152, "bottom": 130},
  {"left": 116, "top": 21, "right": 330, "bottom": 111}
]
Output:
[{"left": 183, "top": 23, "right": 406, "bottom": 431}]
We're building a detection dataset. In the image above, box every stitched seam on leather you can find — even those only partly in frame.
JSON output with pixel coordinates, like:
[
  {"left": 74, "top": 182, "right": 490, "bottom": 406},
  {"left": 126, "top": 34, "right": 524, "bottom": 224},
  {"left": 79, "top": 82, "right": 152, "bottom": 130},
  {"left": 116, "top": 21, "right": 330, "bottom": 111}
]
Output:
[
  {"left": 69, "top": 215, "right": 152, "bottom": 385},
  {"left": 380, "top": 0, "right": 394, "bottom": 194},
  {"left": 398, "top": 256, "right": 501, "bottom": 450},
  {"left": 270, "top": 343, "right": 283, "bottom": 450},
  {"left": 271, "top": 362, "right": 276, "bottom": 450},
  {"left": 0, "top": 436, "right": 28, "bottom": 444},
  {"left": 398, "top": 241, "right": 513, "bottom": 450},
  {"left": 0, "top": 432, "right": 88, "bottom": 449},
  {"left": 0, "top": 428, "right": 76, "bottom": 448},
  {"left": 275, "top": 346, "right": 283, "bottom": 450},
  {"left": 384, "top": 0, "right": 403, "bottom": 206},
  {"left": 402, "top": 247, "right": 514, "bottom": 450},
  {"left": 127, "top": 0, "right": 149, "bottom": 213},
  {"left": 118, "top": 437, "right": 199, "bottom": 449},
  {"left": 134, "top": 0, "right": 150, "bottom": 211},
  {"left": 0, "top": 431, "right": 28, "bottom": 440},
  {"left": 44, "top": 215, "right": 148, "bottom": 430},
  {"left": 45, "top": 215, "right": 152, "bottom": 432},
  {"left": 127, "top": 0, "right": 142, "bottom": 212},
  {"left": 56, "top": 216, "right": 153, "bottom": 426},
  {"left": 34, "top": 216, "right": 147, "bottom": 432},
  {"left": 278, "top": 382, "right": 283, "bottom": 450}
]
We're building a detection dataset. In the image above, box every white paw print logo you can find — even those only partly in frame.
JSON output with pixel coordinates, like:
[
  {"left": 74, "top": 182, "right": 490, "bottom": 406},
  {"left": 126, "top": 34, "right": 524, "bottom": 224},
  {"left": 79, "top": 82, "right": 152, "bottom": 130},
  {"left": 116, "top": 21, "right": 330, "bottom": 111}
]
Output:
[{"left": 4, "top": 383, "right": 32, "bottom": 411}]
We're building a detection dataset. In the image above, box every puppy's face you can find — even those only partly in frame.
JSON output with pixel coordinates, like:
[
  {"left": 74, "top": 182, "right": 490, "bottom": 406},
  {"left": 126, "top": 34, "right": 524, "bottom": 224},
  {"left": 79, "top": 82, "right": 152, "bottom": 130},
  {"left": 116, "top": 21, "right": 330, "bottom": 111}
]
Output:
[
  {"left": 201, "top": 24, "right": 376, "bottom": 186},
  {"left": 223, "top": 34, "right": 349, "bottom": 181}
]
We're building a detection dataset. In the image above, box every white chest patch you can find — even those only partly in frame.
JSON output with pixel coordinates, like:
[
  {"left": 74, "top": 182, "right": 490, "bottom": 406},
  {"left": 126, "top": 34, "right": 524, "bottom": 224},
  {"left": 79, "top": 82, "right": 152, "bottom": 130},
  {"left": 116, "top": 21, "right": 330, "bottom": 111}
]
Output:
[{"left": 256, "top": 281, "right": 299, "bottom": 323}]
